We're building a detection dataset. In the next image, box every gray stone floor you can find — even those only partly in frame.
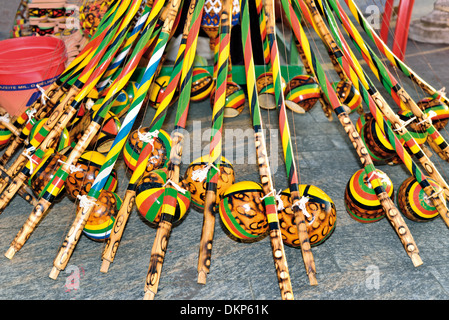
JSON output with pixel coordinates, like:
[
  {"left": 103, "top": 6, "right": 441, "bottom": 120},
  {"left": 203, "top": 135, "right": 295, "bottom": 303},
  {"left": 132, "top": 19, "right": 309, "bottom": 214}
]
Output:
[{"left": 1, "top": 0, "right": 449, "bottom": 303}]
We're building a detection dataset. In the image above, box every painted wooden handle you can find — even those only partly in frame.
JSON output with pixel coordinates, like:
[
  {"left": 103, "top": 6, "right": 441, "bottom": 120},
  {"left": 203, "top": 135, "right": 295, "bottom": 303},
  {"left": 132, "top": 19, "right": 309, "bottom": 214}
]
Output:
[
  {"left": 5, "top": 197, "right": 52, "bottom": 259},
  {"left": 268, "top": 229, "right": 295, "bottom": 300},
  {"left": 47, "top": 123, "right": 101, "bottom": 278},
  {"left": 0, "top": 172, "right": 29, "bottom": 214},
  {"left": 144, "top": 219, "right": 172, "bottom": 300},
  {"left": 0, "top": 136, "right": 25, "bottom": 167},
  {"left": 0, "top": 121, "right": 20, "bottom": 137},
  {"left": 290, "top": 189, "right": 317, "bottom": 285},
  {"left": 100, "top": 189, "right": 136, "bottom": 273},
  {"left": 197, "top": 189, "right": 217, "bottom": 284},
  {"left": 49, "top": 196, "right": 96, "bottom": 279},
  {"left": 33, "top": 82, "right": 62, "bottom": 115},
  {"left": 34, "top": 85, "right": 67, "bottom": 121},
  {"left": 254, "top": 132, "right": 300, "bottom": 290},
  {"left": 0, "top": 168, "right": 37, "bottom": 206},
  {"left": 427, "top": 135, "right": 449, "bottom": 162}
]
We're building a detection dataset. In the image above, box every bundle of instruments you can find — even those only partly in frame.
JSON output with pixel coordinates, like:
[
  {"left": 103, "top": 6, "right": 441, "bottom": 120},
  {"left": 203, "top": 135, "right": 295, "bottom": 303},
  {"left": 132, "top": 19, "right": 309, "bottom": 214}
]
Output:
[{"left": 1, "top": 0, "right": 448, "bottom": 300}]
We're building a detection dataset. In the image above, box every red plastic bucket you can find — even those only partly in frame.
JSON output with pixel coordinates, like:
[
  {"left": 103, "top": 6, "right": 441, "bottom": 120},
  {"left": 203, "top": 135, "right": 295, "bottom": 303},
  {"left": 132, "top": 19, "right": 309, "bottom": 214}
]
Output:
[
  {"left": 0, "top": 36, "right": 67, "bottom": 117},
  {"left": 0, "top": 36, "right": 66, "bottom": 63}
]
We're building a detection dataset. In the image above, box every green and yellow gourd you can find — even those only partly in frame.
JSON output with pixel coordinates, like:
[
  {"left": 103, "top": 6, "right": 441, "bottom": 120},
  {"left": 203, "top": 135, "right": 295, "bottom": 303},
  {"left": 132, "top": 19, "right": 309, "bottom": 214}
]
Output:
[
  {"left": 135, "top": 168, "right": 191, "bottom": 225},
  {"left": 284, "top": 74, "right": 321, "bottom": 113},
  {"left": 344, "top": 168, "right": 394, "bottom": 223},
  {"left": 255, "top": 71, "right": 286, "bottom": 111},
  {"left": 123, "top": 126, "right": 172, "bottom": 173},
  {"left": 110, "top": 81, "right": 139, "bottom": 118},
  {"left": 397, "top": 176, "right": 440, "bottom": 222},
  {"left": 190, "top": 67, "right": 213, "bottom": 102},
  {"left": 0, "top": 123, "right": 12, "bottom": 149}
]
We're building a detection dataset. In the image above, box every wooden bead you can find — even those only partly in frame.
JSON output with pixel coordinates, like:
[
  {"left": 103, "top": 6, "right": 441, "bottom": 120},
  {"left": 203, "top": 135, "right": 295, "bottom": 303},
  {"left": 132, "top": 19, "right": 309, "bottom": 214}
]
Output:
[
  {"left": 344, "top": 168, "right": 394, "bottom": 223},
  {"left": 183, "top": 155, "right": 235, "bottom": 212},
  {"left": 218, "top": 181, "right": 268, "bottom": 241},
  {"left": 82, "top": 190, "right": 122, "bottom": 241},
  {"left": 135, "top": 168, "right": 191, "bottom": 225},
  {"left": 397, "top": 176, "right": 440, "bottom": 222},
  {"left": 278, "top": 185, "right": 336, "bottom": 247}
]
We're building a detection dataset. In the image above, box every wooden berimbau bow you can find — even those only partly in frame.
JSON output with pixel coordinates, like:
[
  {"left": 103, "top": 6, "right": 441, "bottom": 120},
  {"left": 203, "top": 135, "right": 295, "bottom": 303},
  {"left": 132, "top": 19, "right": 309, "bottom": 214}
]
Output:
[
  {"left": 240, "top": 0, "right": 294, "bottom": 299},
  {"left": 196, "top": 0, "right": 232, "bottom": 285},
  {"left": 262, "top": 0, "right": 317, "bottom": 285}
]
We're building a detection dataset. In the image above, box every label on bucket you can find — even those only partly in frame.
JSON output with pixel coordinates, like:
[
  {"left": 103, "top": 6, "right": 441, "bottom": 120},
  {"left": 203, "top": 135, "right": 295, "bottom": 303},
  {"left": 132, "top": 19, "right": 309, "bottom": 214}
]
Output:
[{"left": 0, "top": 76, "right": 59, "bottom": 91}]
